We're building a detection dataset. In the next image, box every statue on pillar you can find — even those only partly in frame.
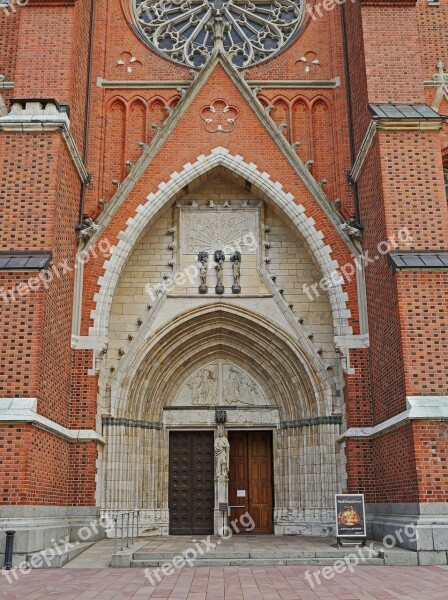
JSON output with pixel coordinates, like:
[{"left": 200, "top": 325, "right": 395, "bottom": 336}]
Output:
[{"left": 215, "top": 433, "right": 230, "bottom": 477}]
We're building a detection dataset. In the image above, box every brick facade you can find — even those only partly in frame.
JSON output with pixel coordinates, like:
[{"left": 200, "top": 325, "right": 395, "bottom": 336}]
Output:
[{"left": 0, "top": 0, "right": 447, "bottom": 550}]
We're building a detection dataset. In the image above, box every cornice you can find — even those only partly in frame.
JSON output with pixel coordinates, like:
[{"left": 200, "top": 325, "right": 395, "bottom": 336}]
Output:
[
  {"left": 0, "top": 398, "right": 105, "bottom": 444},
  {"left": 375, "top": 118, "right": 445, "bottom": 131},
  {"left": 338, "top": 396, "right": 448, "bottom": 442},
  {"left": 0, "top": 99, "right": 89, "bottom": 183}
]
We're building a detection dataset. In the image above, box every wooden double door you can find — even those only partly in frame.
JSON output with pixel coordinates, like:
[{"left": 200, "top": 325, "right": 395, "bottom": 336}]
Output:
[
  {"left": 228, "top": 431, "right": 273, "bottom": 533},
  {"left": 168, "top": 430, "right": 273, "bottom": 535}
]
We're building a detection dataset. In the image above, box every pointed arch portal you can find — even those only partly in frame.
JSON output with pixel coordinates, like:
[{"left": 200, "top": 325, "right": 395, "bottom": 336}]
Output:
[{"left": 89, "top": 150, "right": 355, "bottom": 536}]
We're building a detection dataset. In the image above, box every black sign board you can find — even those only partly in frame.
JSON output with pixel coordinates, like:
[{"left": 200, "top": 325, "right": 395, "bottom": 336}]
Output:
[{"left": 335, "top": 494, "right": 366, "bottom": 539}]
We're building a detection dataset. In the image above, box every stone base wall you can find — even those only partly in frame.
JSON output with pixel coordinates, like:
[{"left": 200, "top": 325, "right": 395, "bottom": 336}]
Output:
[
  {"left": 367, "top": 502, "right": 448, "bottom": 564},
  {"left": 0, "top": 506, "right": 104, "bottom": 566}
]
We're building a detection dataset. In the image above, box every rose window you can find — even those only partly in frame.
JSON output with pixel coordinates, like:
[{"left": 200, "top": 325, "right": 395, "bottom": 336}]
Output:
[{"left": 132, "top": 0, "right": 305, "bottom": 68}]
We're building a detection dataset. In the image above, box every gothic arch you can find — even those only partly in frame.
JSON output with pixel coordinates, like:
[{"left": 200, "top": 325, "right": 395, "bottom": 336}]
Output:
[
  {"left": 110, "top": 303, "right": 335, "bottom": 422},
  {"left": 88, "top": 147, "right": 354, "bottom": 340}
]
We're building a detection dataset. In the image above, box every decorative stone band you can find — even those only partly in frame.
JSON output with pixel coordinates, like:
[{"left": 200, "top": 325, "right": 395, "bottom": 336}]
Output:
[
  {"left": 96, "top": 77, "right": 340, "bottom": 90},
  {"left": 339, "top": 396, "right": 448, "bottom": 442},
  {"left": 349, "top": 103, "right": 446, "bottom": 184},
  {"left": 0, "top": 99, "right": 89, "bottom": 184},
  {"left": 280, "top": 415, "right": 342, "bottom": 429},
  {"left": 0, "top": 398, "right": 105, "bottom": 444},
  {"left": 102, "top": 416, "right": 164, "bottom": 430}
]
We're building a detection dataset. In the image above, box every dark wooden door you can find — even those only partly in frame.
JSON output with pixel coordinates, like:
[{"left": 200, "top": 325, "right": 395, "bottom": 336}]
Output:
[
  {"left": 169, "top": 431, "right": 215, "bottom": 535},
  {"left": 228, "top": 431, "right": 273, "bottom": 533}
]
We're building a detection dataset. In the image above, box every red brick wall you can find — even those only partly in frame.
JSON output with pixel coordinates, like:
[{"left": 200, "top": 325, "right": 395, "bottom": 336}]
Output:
[
  {"left": 0, "top": 8, "right": 20, "bottom": 106},
  {"left": 0, "top": 424, "right": 32, "bottom": 504},
  {"left": 345, "top": 439, "right": 376, "bottom": 501},
  {"left": 70, "top": 349, "right": 97, "bottom": 430},
  {"left": 1, "top": 0, "right": 447, "bottom": 510},
  {"left": 68, "top": 441, "right": 97, "bottom": 506},
  {"left": 0, "top": 274, "right": 43, "bottom": 397},
  {"left": 372, "top": 425, "right": 419, "bottom": 503},
  {"left": 360, "top": 5, "right": 424, "bottom": 104},
  {"left": 397, "top": 272, "right": 448, "bottom": 396},
  {"left": 413, "top": 421, "right": 448, "bottom": 502}
]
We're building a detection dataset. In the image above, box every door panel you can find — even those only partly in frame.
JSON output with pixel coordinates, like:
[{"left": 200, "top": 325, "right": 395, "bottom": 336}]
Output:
[
  {"left": 169, "top": 431, "right": 214, "bottom": 535},
  {"left": 228, "top": 431, "right": 273, "bottom": 533}
]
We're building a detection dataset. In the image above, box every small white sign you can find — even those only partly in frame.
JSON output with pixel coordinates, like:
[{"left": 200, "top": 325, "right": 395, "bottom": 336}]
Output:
[{"left": 237, "top": 490, "right": 246, "bottom": 497}]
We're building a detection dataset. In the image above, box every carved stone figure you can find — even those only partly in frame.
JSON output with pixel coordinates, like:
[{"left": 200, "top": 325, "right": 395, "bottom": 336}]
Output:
[
  {"left": 230, "top": 251, "right": 241, "bottom": 293},
  {"left": 215, "top": 435, "right": 230, "bottom": 477},
  {"left": 224, "top": 366, "right": 256, "bottom": 405},
  {"left": 187, "top": 368, "right": 218, "bottom": 405},
  {"left": 214, "top": 250, "right": 225, "bottom": 294},
  {"left": 198, "top": 251, "right": 209, "bottom": 294}
]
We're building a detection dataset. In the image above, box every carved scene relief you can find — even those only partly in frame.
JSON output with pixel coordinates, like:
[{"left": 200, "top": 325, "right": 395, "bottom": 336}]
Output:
[{"left": 174, "top": 361, "right": 268, "bottom": 407}]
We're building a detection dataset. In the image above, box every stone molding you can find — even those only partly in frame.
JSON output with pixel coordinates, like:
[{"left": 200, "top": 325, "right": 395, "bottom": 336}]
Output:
[
  {"left": 96, "top": 77, "right": 341, "bottom": 90},
  {"left": 280, "top": 415, "right": 342, "bottom": 429},
  {"left": 338, "top": 396, "right": 448, "bottom": 441},
  {"left": 102, "top": 416, "right": 163, "bottom": 430},
  {"left": 0, "top": 398, "right": 105, "bottom": 444},
  {"left": 0, "top": 99, "right": 89, "bottom": 183}
]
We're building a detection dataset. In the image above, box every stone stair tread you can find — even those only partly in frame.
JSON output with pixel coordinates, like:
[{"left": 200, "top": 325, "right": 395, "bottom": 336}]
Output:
[{"left": 27, "top": 541, "right": 95, "bottom": 568}]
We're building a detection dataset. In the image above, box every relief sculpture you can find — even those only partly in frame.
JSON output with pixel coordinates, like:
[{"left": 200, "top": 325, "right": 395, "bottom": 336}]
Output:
[{"left": 176, "top": 361, "right": 267, "bottom": 407}]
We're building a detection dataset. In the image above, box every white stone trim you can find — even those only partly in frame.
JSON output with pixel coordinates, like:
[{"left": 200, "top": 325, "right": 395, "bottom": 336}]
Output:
[
  {"left": 0, "top": 112, "right": 89, "bottom": 183},
  {"left": 338, "top": 396, "right": 448, "bottom": 441},
  {"left": 334, "top": 334, "right": 370, "bottom": 349},
  {"left": 0, "top": 398, "right": 105, "bottom": 444},
  {"left": 88, "top": 147, "right": 354, "bottom": 340},
  {"left": 349, "top": 120, "right": 378, "bottom": 184},
  {"left": 96, "top": 77, "right": 341, "bottom": 90},
  {"left": 71, "top": 335, "right": 108, "bottom": 350}
]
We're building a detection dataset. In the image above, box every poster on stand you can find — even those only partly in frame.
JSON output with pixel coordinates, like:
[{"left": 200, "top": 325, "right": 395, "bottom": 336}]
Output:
[{"left": 335, "top": 494, "right": 366, "bottom": 538}]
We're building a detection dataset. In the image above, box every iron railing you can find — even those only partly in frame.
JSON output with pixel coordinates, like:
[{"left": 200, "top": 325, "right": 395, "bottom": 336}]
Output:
[{"left": 109, "top": 510, "right": 140, "bottom": 552}]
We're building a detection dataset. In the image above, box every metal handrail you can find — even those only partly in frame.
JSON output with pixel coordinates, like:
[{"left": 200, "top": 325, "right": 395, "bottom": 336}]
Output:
[{"left": 108, "top": 510, "right": 140, "bottom": 553}]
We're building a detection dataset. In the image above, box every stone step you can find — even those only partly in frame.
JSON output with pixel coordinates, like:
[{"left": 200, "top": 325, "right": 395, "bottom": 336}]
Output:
[
  {"left": 26, "top": 541, "right": 95, "bottom": 568},
  {"left": 131, "top": 557, "right": 385, "bottom": 567},
  {"left": 133, "top": 549, "right": 381, "bottom": 561}
]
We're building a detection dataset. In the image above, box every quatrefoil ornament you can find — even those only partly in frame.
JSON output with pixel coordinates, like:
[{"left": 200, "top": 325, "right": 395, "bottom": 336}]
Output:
[{"left": 200, "top": 99, "right": 239, "bottom": 133}]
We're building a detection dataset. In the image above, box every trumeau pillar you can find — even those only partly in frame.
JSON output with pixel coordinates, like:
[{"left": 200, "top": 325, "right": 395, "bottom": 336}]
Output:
[{"left": 214, "top": 422, "right": 230, "bottom": 535}]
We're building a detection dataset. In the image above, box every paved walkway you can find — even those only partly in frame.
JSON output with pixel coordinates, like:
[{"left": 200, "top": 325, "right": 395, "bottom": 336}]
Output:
[{"left": 1, "top": 565, "right": 448, "bottom": 599}]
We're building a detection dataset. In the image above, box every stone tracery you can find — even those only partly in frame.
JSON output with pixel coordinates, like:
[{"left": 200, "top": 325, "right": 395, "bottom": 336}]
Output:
[{"left": 132, "top": 0, "right": 305, "bottom": 68}]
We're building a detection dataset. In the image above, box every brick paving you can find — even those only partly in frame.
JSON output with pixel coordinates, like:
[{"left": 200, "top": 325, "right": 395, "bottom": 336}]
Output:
[{"left": 1, "top": 566, "right": 448, "bottom": 599}]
